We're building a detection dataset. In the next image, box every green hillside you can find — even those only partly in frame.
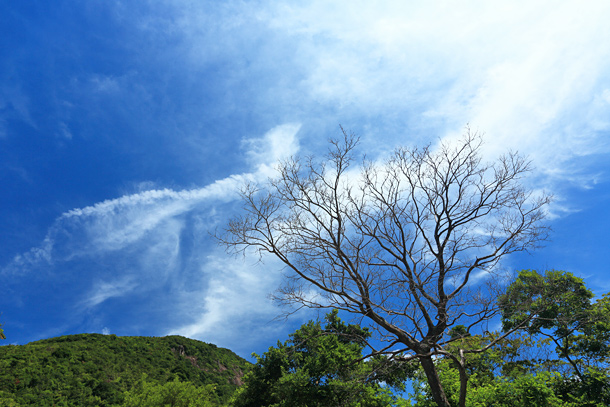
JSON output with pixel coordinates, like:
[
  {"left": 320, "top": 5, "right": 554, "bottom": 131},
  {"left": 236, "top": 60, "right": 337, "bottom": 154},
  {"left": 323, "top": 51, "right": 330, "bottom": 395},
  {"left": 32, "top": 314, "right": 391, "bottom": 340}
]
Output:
[{"left": 0, "top": 333, "right": 250, "bottom": 406}]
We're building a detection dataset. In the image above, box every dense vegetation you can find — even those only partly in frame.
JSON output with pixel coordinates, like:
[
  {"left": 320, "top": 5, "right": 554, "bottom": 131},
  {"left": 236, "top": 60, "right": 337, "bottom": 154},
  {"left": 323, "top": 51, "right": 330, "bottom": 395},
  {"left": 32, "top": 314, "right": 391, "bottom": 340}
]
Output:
[
  {"left": 1, "top": 269, "right": 608, "bottom": 406},
  {"left": 232, "top": 310, "right": 410, "bottom": 407},
  {"left": 231, "top": 270, "right": 610, "bottom": 406},
  {"left": 0, "top": 334, "right": 249, "bottom": 406}
]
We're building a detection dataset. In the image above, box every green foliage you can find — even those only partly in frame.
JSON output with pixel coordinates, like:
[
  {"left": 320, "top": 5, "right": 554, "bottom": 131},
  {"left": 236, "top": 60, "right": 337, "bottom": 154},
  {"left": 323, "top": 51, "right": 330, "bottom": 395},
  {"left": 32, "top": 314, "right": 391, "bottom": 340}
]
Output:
[
  {"left": 231, "top": 310, "right": 410, "bottom": 407},
  {"left": 0, "top": 334, "right": 249, "bottom": 406},
  {"left": 2, "top": 269, "right": 607, "bottom": 406},
  {"left": 574, "top": 294, "right": 610, "bottom": 362},
  {"left": 467, "top": 372, "right": 570, "bottom": 407},
  {"left": 408, "top": 335, "right": 578, "bottom": 407},
  {"left": 123, "top": 375, "right": 216, "bottom": 407},
  {"left": 499, "top": 269, "right": 610, "bottom": 406},
  {"left": 499, "top": 270, "right": 594, "bottom": 337},
  {"left": 410, "top": 333, "right": 542, "bottom": 406},
  {"left": 406, "top": 269, "right": 610, "bottom": 406}
]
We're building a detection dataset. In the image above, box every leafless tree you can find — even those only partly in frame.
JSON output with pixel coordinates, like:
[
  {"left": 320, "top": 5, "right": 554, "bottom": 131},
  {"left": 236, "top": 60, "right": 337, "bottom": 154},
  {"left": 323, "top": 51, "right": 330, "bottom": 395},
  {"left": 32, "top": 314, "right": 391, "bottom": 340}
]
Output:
[{"left": 219, "top": 128, "right": 551, "bottom": 407}]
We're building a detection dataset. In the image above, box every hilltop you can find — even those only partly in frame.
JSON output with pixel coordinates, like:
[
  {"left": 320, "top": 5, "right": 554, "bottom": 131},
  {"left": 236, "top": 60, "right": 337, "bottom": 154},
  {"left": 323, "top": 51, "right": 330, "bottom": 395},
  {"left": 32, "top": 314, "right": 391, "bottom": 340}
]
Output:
[{"left": 0, "top": 333, "right": 250, "bottom": 406}]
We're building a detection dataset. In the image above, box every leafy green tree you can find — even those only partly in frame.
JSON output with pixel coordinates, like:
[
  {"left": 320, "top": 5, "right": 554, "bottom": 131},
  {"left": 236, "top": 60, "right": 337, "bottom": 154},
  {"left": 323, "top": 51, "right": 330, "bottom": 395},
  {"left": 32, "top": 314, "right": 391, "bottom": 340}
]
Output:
[
  {"left": 231, "top": 310, "right": 410, "bottom": 407},
  {"left": 123, "top": 375, "right": 216, "bottom": 407},
  {"left": 466, "top": 372, "right": 570, "bottom": 407},
  {"left": 0, "top": 391, "right": 19, "bottom": 406},
  {"left": 397, "top": 270, "right": 610, "bottom": 406},
  {"left": 406, "top": 329, "right": 589, "bottom": 407},
  {"left": 407, "top": 336, "right": 578, "bottom": 406},
  {"left": 499, "top": 270, "right": 610, "bottom": 406}
]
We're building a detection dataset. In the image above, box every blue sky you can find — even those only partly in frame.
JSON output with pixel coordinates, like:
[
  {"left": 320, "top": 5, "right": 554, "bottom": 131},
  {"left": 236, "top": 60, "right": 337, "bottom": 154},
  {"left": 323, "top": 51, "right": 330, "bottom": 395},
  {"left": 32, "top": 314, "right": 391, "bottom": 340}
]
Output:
[{"left": 1, "top": 1, "right": 609, "bottom": 359}]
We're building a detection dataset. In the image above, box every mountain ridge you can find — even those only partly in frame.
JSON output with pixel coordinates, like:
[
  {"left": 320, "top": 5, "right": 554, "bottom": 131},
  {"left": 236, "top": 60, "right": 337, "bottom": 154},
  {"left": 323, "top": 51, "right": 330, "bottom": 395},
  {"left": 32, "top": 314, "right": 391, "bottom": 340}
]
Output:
[{"left": 0, "top": 333, "right": 250, "bottom": 405}]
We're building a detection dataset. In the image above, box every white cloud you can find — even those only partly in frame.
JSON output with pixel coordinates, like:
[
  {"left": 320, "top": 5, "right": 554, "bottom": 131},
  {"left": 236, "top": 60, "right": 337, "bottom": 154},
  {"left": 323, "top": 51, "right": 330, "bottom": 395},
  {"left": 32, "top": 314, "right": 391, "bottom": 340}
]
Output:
[
  {"left": 3, "top": 122, "right": 302, "bottom": 275},
  {"left": 461, "top": 3, "right": 610, "bottom": 167},
  {"left": 3, "top": 186, "right": 234, "bottom": 276},
  {"left": 1, "top": 123, "right": 303, "bottom": 349},
  {"left": 0, "top": 84, "right": 36, "bottom": 136},
  {"left": 58, "top": 122, "right": 73, "bottom": 140},
  {"left": 243, "top": 123, "right": 301, "bottom": 172},
  {"left": 83, "top": 277, "right": 138, "bottom": 309},
  {"left": 168, "top": 251, "right": 287, "bottom": 353},
  {"left": 89, "top": 75, "right": 121, "bottom": 94},
  {"left": 260, "top": 1, "right": 610, "bottom": 186},
  {"left": 126, "top": 1, "right": 608, "bottom": 192}
]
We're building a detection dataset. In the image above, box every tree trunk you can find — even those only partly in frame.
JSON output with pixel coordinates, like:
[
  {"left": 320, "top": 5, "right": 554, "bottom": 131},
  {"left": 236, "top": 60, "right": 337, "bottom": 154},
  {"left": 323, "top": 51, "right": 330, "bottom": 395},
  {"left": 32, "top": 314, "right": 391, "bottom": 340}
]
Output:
[
  {"left": 456, "top": 355, "right": 468, "bottom": 407},
  {"left": 419, "top": 355, "right": 452, "bottom": 407}
]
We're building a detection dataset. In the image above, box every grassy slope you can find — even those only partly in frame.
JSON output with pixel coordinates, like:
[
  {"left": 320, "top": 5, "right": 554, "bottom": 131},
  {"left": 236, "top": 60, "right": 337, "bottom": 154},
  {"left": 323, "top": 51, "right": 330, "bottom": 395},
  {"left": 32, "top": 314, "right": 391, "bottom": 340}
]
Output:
[{"left": 0, "top": 333, "right": 250, "bottom": 406}]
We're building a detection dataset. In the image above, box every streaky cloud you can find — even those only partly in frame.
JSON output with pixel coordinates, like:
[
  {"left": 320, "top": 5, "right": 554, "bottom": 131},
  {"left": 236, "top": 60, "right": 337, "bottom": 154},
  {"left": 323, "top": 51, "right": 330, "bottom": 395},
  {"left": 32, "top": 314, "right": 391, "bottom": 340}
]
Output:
[
  {"left": 1, "top": 123, "right": 303, "bottom": 349},
  {"left": 3, "top": 122, "right": 302, "bottom": 277},
  {"left": 82, "top": 277, "right": 138, "bottom": 309}
]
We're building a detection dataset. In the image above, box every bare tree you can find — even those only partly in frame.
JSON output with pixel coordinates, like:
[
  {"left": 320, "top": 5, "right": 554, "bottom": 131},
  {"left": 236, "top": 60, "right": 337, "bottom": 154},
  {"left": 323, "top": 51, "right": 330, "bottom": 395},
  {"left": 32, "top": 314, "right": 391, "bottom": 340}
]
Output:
[{"left": 219, "top": 128, "right": 551, "bottom": 407}]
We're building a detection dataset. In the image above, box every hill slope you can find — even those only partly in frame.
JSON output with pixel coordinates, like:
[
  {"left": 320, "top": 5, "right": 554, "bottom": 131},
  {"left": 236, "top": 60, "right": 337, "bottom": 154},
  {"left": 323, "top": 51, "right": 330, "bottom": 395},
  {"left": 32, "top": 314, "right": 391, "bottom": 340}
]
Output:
[{"left": 0, "top": 333, "right": 250, "bottom": 406}]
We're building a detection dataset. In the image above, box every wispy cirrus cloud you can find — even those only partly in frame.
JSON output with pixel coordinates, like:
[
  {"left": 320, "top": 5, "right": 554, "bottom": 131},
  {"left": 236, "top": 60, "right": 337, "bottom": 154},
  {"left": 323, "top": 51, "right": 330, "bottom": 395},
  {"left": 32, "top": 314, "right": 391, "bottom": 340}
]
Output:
[
  {"left": 136, "top": 1, "right": 610, "bottom": 192},
  {"left": 270, "top": 1, "right": 610, "bottom": 168},
  {"left": 5, "top": 123, "right": 301, "bottom": 274},
  {"left": 2, "top": 124, "right": 301, "bottom": 345},
  {"left": 86, "top": 1, "right": 609, "bottom": 192},
  {"left": 168, "top": 250, "right": 293, "bottom": 356},
  {"left": 82, "top": 277, "right": 138, "bottom": 309},
  {"left": 6, "top": 182, "right": 243, "bottom": 274}
]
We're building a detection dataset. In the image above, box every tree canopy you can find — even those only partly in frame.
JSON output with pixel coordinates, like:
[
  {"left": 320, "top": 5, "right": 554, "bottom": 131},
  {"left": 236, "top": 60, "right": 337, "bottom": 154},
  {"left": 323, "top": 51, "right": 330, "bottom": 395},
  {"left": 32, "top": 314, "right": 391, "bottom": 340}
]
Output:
[
  {"left": 1, "top": 270, "right": 607, "bottom": 406},
  {"left": 410, "top": 270, "right": 610, "bottom": 406},
  {"left": 231, "top": 310, "right": 410, "bottom": 407},
  {"left": 123, "top": 376, "right": 216, "bottom": 407},
  {"left": 499, "top": 269, "right": 610, "bottom": 405},
  {"left": 232, "top": 272, "right": 610, "bottom": 407}
]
